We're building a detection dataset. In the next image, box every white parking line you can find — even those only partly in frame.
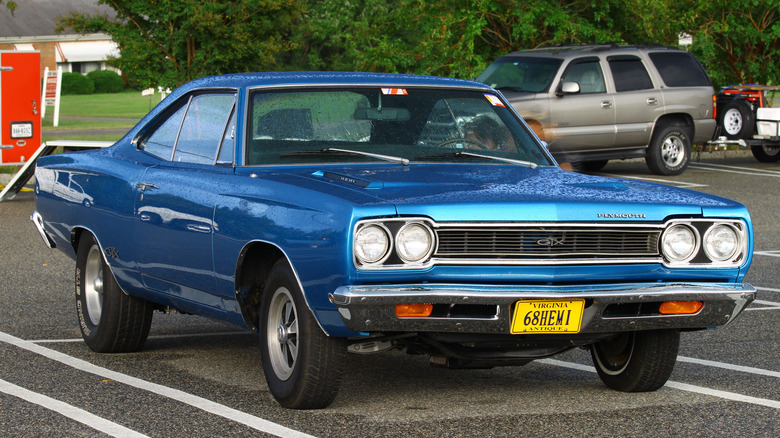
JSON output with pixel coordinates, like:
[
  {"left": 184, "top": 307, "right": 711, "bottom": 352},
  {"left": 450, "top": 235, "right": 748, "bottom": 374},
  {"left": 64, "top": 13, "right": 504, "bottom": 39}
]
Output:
[
  {"left": 755, "top": 250, "right": 780, "bottom": 257},
  {"left": 540, "top": 358, "right": 780, "bottom": 410},
  {"left": 690, "top": 162, "right": 780, "bottom": 177},
  {"left": 0, "top": 378, "right": 148, "bottom": 438},
  {"left": 0, "top": 331, "right": 315, "bottom": 438},
  {"left": 676, "top": 356, "right": 780, "bottom": 378},
  {"left": 601, "top": 173, "right": 708, "bottom": 188}
]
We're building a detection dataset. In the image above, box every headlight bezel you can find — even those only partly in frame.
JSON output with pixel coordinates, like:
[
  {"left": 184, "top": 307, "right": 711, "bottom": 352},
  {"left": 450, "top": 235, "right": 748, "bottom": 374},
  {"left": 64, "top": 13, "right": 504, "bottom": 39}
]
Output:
[
  {"left": 661, "top": 223, "right": 699, "bottom": 263},
  {"left": 661, "top": 219, "right": 748, "bottom": 267},
  {"left": 702, "top": 223, "right": 741, "bottom": 262},
  {"left": 353, "top": 223, "right": 392, "bottom": 266},
  {"left": 353, "top": 218, "right": 436, "bottom": 269}
]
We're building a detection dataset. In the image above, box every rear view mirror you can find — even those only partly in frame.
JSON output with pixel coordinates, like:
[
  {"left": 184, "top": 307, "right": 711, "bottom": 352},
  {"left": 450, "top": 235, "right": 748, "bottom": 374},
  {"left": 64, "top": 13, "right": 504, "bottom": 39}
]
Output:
[{"left": 354, "top": 107, "right": 410, "bottom": 121}]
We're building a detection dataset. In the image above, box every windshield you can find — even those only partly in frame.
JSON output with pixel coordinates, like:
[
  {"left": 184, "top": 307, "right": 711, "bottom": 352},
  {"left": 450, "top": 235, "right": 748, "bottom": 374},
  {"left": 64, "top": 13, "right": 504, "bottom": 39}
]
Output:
[
  {"left": 245, "top": 87, "right": 552, "bottom": 166},
  {"left": 476, "top": 57, "right": 562, "bottom": 93}
]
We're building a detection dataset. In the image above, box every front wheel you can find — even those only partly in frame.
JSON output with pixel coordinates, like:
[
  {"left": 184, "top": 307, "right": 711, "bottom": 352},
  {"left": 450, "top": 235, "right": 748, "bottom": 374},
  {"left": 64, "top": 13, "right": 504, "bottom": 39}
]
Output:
[
  {"left": 590, "top": 329, "right": 679, "bottom": 392},
  {"left": 259, "top": 260, "right": 346, "bottom": 409},
  {"left": 75, "top": 233, "right": 153, "bottom": 353},
  {"left": 646, "top": 125, "right": 691, "bottom": 175},
  {"left": 751, "top": 145, "right": 780, "bottom": 162}
]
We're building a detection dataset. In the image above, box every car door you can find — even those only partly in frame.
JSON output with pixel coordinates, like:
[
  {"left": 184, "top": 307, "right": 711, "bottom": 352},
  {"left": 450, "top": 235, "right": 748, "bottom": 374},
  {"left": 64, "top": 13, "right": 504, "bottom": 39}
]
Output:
[
  {"left": 546, "top": 57, "right": 616, "bottom": 154},
  {"left": 607, "top": 55, "right": 663, "bottom": 148},
  {"left": 133, "top": 92, "right": 237, "bottom": 306}
]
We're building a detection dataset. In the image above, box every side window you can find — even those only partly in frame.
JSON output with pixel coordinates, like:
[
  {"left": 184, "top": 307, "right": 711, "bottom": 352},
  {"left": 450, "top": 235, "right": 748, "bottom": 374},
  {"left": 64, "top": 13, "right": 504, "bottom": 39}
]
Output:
[
  {"left": 217, "top": 108, "right": 237, "bottom": 165},
  {"left": 140, "top": 103, "right": 187, "bottom": 160},
  {"left": 648, "top": 52, "right": 711, "bottom": 87},
  {"left": 608, "top": 56, "right": 654, "bottom": 92},
  {"left": 173, "top": 94, "right": 236, "bottom": 164},
  {"left": 560, "top": 59, "right": 606, "bottom": 94}
]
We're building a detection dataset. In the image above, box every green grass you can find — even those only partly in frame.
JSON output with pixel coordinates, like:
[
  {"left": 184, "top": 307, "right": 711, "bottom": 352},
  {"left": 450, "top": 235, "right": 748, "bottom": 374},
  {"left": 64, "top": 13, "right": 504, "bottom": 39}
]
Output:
[
  {"left": 57, "top": 89, "right": 162, "bottom": 118},
  {"left": 39, "top": 89, "right": 163, "bottom": 143}
]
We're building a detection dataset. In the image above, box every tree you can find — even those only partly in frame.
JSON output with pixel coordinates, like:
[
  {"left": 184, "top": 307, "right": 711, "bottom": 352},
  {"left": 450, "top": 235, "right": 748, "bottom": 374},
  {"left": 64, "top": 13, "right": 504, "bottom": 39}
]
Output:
[
  {"left": 58, "top": 0, "right": 305, "bottom": 90},
  {"left": 1, "top": 1, "right": 17, "bottom": 14},
  {"left": 687, "top": 0, "right": 780, "bottom": 87}
]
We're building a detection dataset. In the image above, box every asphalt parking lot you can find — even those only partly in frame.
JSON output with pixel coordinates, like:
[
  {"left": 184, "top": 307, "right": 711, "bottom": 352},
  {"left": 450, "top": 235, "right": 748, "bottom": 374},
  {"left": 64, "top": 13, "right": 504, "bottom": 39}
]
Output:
[{"left": 1, "top": 151, "right": 778, "bottom": 437}]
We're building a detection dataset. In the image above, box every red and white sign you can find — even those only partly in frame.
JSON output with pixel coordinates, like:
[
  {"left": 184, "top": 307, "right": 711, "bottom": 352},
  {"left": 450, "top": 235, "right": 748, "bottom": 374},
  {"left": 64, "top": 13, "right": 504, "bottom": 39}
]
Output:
[
  {"left": 1, "top": 51, "right": 41, "bottom": 164},
  {"left": 41, "top": 66, "right": 62, "bottom": 126}
]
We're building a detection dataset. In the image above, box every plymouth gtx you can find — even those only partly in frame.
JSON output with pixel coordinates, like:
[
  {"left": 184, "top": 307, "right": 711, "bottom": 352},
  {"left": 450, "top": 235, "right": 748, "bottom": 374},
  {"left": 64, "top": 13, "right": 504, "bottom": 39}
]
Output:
[{"left": 32, "top": 72, "right": 756, "bottom": 409}]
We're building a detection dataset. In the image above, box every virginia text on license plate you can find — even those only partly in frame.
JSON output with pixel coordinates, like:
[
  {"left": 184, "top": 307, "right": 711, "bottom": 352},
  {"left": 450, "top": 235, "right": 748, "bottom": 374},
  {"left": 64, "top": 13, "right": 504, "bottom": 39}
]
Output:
[{"left": 511, "top": 299, "right": 585, "bottom": 334}]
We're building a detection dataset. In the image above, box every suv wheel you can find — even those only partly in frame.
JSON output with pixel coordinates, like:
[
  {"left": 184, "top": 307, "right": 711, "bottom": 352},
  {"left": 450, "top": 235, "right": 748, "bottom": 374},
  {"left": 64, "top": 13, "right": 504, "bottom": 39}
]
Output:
[
  {"left": 719, "top": 100, "right": 754, "bottom": 140},
  {"left": 646, "top": 125, "right": 691, "bottom": 175}
]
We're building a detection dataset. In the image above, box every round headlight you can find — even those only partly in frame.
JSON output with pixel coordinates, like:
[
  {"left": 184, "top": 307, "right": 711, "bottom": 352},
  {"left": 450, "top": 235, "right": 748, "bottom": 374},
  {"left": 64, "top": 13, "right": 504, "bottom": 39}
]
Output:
[
  {"left": 662, "top": 224, "right": 697, "bottom": 262},
  {"left": 395, "top": 223, "right": 435, "bottom": 263},
  {"left": 354, "top": 224, "right": 390, "bottom": 265},
  {"left": 704, "top": 224, "right": 740, "bottom": 262}
]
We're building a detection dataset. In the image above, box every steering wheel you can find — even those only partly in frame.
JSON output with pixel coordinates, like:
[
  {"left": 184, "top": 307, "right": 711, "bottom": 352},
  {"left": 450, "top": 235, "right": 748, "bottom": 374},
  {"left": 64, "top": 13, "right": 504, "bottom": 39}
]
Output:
[{"left": 435, "top": 137, "right": 489, "bottom": 150}]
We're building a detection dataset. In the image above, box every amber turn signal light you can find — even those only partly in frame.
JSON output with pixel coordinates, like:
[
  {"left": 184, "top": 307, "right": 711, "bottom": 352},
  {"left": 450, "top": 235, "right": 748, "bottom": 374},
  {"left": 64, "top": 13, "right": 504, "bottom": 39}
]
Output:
[
  {"left": 659, "top": 301, "right": 704, "bottom": 315},
  {"left": 396, "top": 303, "right": 433, "bottom": 317}
]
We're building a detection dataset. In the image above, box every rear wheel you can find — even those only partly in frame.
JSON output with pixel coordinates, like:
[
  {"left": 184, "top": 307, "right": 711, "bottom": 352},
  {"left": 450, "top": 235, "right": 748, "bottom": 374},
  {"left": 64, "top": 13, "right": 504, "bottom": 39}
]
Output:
[
  {"left": 719, "top": 100, "right": 755, "bottom": 140},
  {"left": 590, "top": 329, "right": 679, "bottom": 392},
  {"left": 75, "top": 233, "right": 153, "bottom": 353},
  {"left": 646, "top": 125, "right": 691, "bottom": 175},
  {"left": 259, "top": 260, "right": 346, "bottom": 409},
  {"left": 751, "top": 145, "right": 780, "bottom": 162}
]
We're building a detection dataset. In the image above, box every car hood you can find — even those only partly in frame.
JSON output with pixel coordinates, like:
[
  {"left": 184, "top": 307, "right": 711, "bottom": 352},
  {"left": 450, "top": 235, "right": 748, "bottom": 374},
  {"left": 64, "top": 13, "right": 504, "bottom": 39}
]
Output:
[{"left": 257, "top": 164, "right": 742, "bottom": 222}]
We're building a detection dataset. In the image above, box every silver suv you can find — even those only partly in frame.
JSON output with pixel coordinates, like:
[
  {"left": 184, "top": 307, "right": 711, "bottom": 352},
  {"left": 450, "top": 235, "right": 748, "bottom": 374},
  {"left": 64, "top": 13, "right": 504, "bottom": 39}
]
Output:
[{"left": 476, "top": 44, "right": 716, "bottom": 175}]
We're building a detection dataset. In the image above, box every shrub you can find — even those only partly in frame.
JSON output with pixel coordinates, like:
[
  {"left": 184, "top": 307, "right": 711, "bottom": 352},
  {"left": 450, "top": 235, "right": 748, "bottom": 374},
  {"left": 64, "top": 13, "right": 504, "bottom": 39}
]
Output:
[
  {"left": 87, "top": 70, "right": 125, "bottom": 93},
  {"left": 61, "top": 72, "right": 95, "bottom": 95}
]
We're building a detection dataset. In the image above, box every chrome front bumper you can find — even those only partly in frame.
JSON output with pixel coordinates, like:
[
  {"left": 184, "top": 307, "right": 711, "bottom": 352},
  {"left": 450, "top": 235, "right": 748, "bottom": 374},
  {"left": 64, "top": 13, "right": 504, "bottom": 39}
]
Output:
[{"left": 329, "top": 282, "right": 756, "bottom": 334}]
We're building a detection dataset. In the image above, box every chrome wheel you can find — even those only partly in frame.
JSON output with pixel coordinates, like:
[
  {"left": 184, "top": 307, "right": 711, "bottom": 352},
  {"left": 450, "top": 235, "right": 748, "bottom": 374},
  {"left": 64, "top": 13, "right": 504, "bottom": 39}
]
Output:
[
  {"left": 84, "top": 245, "right": 104, "bottom": 325},
  {"left": 266, "top": 286, "right": 299, "bottom": 381},
  {"left": 660, "top": 134, "right": 685, "bottom": 168}
]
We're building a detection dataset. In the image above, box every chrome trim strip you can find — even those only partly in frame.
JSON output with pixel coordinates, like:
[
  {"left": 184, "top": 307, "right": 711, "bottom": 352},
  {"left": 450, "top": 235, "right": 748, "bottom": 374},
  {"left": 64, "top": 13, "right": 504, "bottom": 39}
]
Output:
[{"left": 30, "top": 211, "right": 55, "bottom": 249}]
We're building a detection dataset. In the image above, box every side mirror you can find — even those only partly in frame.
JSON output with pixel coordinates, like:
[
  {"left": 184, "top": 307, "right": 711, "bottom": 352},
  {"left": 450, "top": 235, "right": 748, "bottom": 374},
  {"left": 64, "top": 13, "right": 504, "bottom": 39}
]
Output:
[{"left": 556, "top": 81, "right": 581, "bottom": 96}]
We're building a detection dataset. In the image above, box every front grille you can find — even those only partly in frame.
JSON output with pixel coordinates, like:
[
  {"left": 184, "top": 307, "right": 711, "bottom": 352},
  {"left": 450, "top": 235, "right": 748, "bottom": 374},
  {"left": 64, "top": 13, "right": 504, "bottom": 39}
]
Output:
[{"left": 435, "top": 226, "right": 661, "bottom": 260}]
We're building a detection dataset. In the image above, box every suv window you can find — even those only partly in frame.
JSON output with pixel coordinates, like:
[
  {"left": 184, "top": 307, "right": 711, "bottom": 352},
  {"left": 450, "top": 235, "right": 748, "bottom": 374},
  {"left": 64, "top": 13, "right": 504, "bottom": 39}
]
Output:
[
  {"left": 648, "top": 52, "right": 711, "bottom": 87},
  {"left": 560, "top": 58, "right": 606, "bottom": 94},
  {"left": 475, "top": 57, "right": 563, "bottom": 93},
  {"left": 607, "top": 56, "right": 654, "bottom": 92}
]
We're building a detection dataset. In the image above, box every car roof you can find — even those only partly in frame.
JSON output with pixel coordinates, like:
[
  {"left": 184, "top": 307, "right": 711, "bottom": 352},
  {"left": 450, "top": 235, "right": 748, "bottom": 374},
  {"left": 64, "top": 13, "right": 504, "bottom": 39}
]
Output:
[
  {"left": 498, "top": 44, "right": 685, "bottom": 60},
  {"left": 177, "top": 71, "right": 492, "bottom": 93}
]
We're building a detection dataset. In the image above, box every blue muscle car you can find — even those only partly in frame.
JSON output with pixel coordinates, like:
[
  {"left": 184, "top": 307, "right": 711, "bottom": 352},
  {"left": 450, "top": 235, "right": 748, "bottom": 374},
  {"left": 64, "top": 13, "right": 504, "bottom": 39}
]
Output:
[{"left": 32, "top": 72, "right": 756, "bottom": 409}]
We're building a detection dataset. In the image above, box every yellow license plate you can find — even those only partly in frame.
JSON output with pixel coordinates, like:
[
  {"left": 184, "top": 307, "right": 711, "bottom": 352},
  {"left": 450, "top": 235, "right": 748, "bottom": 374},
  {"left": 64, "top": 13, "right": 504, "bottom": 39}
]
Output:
[{"left": 511, "top": 299, "right": 585, "bottom": 334}]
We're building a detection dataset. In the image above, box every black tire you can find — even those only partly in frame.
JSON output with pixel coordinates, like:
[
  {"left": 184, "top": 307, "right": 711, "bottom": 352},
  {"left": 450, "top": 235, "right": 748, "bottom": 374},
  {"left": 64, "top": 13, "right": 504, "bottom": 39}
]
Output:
[
  {"left": 590, "top": 329, "right": 679, "bottom": 392},
  {"left": 750, "top": 145, "right": 780, "bottom": 162},
  {"left": 646, "top": 125, "right": 691, "bottom": 175},
  {"left": 719, "top": 100, "right": 755, "bottom": 140},
  {"left": 75, "top": 233, "right": 153, "bottom": 353},
  {"left": 259, "top": 260, "right": 346, "bottom": 409},
  {"left": 577, "top": 160, "right": 609, "bottom": 173}
]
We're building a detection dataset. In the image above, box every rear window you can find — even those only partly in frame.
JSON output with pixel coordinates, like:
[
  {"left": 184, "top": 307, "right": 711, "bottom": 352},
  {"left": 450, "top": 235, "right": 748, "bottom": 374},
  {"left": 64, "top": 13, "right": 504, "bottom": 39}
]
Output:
[
  {"left": 648, "top": 52, "right": 711, "bottom": 87},
  {"left": 608, "top": 56, "right": 654, "bottom": 92}
]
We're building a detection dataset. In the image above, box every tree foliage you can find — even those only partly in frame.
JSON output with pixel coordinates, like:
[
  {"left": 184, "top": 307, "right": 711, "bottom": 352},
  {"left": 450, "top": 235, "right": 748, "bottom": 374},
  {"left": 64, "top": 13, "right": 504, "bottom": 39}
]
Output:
[
  {"left": 57, "top": 0, "right": 780, "bottom": 90},
  {"left": 687, "top": 0, "right": 780, "bottom": 87},
  {"left": 58, "top": 0, "right": 305, "bottom": 89}
]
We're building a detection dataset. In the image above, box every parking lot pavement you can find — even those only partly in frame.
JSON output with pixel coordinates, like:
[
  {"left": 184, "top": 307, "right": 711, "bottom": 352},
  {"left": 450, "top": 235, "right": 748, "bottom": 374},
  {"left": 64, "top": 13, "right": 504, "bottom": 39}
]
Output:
[{"left": 1, "top": 156, "right": 778, "bottom": 437}]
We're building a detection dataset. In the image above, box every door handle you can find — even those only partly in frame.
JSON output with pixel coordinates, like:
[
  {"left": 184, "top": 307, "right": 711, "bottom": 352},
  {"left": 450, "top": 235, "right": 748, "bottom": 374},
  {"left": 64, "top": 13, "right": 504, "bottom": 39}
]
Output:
[
  {"left": 601, "top": 101, "right": 613, "bottom": 109},
  {"left": 135, "top": 182, "right": 158, "bottom": 192},
  {"left": 646, "top": 97, "right": 658, "bottom": 106}
]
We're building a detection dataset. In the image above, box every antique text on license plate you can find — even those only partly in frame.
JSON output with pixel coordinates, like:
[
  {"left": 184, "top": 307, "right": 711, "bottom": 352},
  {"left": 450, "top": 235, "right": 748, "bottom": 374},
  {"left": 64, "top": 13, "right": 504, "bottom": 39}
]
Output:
[{"left": 510, "top": 299, "right": 585, "bottom": 334}]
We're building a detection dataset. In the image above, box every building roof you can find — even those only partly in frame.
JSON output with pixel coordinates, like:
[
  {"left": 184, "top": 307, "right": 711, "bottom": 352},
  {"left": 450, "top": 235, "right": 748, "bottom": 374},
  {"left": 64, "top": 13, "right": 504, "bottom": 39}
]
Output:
[{"left": 0, "top": 0, "right": 115, "bottom": 40}]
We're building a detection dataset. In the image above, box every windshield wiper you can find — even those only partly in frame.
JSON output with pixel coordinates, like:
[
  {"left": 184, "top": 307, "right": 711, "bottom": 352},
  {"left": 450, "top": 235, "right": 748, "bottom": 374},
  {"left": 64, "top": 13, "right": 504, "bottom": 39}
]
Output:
[
  {"left": 281, "top": 148, "right": 409, "bottom": 165},
  {"left": 415, "top": 151, "right": 538, "bottom": 169}
]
